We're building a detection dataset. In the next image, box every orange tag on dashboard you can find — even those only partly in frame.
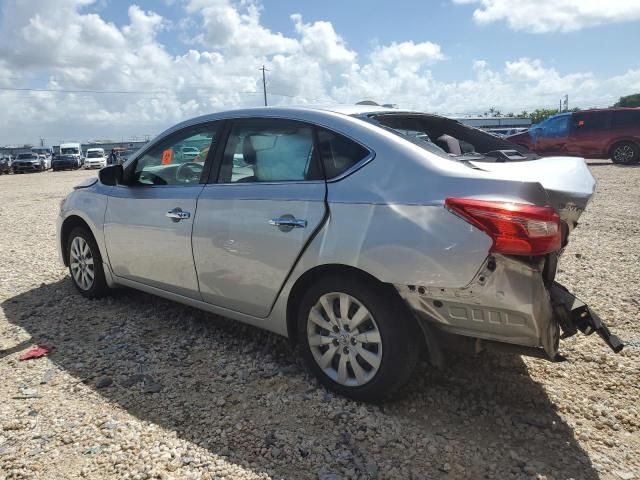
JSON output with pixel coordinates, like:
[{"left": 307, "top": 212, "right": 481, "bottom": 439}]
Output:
[{"left": 161, "top": 149, "right": 173, "bottom": 165}]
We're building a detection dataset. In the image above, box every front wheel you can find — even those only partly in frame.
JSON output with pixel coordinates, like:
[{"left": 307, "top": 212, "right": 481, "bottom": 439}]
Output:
[
  {"left": 297, "top": 275, "right": 420, "bottom": 402},
  {"left": 67, "top": 227, "right": 109, "bottom": 298},
  {"left": 611, "top": 141, "right": 640, "bottom": 165}
]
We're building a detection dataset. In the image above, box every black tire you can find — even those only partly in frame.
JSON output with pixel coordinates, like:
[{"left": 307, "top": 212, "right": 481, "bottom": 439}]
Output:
[
  {"left": 610, "top": 141, "right": 640, "bottom": 165},
  {"left": 297, "top": 274, "right": 420, "bottom": 402},
  {"left": 66, "top": 226, "right": 109, "bottom": 299}
]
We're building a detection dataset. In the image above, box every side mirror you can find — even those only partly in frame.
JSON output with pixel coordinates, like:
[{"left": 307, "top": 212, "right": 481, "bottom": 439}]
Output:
[{"left": 99, "top": 164, "right": 124, "bottom": 186}]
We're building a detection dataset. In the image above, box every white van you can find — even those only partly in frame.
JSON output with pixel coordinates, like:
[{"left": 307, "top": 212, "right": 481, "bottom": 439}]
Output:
[
  {"left": 59, "top": 143, "right": 83, "bottom": 166},
  {"left": 85, "top": 148, "right": 107, "bottom": 169}
]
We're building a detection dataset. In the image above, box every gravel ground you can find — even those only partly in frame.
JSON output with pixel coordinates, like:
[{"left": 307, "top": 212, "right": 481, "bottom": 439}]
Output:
[{"left": 0, "top": 163, "right": 638, "bottom": 480}]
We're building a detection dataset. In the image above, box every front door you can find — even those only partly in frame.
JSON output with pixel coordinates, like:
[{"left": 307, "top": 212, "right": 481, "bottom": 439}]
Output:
[
  {"left": 535, "top": 115, "right": 570, "bottom": 155},
  {"left": 104, "top": 122, "right": 222, "bottom": 298},
  {"left": 192, "top": 118, "right": 327, "bottom": 317}
]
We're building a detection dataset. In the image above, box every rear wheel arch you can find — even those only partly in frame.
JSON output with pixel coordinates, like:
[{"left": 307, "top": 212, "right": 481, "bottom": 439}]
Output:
[{"left": 285, "top": 264, "right": 421, "bottom": 345}]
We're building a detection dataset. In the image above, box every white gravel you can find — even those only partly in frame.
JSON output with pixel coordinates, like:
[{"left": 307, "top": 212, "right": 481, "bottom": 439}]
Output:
[{"left": 0, "top": 163, "right": 638, "bottom": 480}]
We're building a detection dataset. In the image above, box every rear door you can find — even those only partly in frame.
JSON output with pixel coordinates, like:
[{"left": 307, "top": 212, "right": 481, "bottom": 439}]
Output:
[{"left": 192, "top": 118, "right": 327, "bottom": 317}]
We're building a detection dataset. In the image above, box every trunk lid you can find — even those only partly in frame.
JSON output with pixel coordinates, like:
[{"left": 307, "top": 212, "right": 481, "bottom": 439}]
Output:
[{"left": 468, "top": 156, "right": 595, "bottom": 231}]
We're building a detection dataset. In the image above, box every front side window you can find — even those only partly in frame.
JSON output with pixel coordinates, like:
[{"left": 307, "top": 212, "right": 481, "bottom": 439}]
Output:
[
  {"left": 218, "top": 119, "right": 321, "bottom": 183},
  {"left": 317, "top": 128, "right": 370, "bottom": 179},
  {"left": 134, "top": 124, "right": 220, "bottom": 186},
  {"left": 542, "top": 115, "right": 570, "bottom": 137}
]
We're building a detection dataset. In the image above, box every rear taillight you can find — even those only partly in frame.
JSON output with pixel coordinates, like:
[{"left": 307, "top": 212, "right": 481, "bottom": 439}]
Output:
[{"left": 445, "top": 197, "right": 561, "bottom": 255}]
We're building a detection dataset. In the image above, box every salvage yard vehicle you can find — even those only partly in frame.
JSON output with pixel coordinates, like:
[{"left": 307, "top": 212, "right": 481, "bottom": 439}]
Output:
[
  {"left": 38, "top": 154, "right": 52, "bottom": 170},
  {"left": 0, "top": 155, "right": 11, "bottom": 174},
  {"left": 12, "top": 152, "right": 46, "bottom": 173},
  {"left": 84, "top": 148, "right": 108, "bottom": 169},
  {"left": 59, "top": 142, "right": 83, "bottom": 166},
  {"left": 32, "top": 146, "right": 54, "bottom": 161},
  {"left": 52, "top": 154, "right": 81, "bottom": 171},
  {"left": 57, "top": 106, "right": 624, "bottom": 401},
  {"left": 508, "top": 107, "right": 640, "bottom": 164}
]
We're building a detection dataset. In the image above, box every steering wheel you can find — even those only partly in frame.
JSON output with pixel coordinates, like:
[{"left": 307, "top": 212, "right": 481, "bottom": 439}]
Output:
[{"left": 175, "top": 162, "right": 203, "bottom": 183}]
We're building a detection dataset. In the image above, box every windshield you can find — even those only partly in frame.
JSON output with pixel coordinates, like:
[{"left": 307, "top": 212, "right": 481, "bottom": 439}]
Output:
[
  {"left": 61, "top": 147, "right": 79, "bottom": 154},
  {"left": 17, "top": 153, "right": 37, "bottom": 159},
  {"left": 87, "top": 151, "right": 103, "bottom": 158}
]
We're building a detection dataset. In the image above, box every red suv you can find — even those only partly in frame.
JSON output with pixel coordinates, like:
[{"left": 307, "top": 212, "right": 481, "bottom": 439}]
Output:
[{"left": 508, "top": 108, "right": 640, "bottom": 164}]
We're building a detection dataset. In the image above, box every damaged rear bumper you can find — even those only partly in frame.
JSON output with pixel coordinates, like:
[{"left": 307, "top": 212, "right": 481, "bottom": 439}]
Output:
[
  {"left": 396, "top": 254, "right": 623, "bottom": 361},
  {"left": 549, "top": 282, "right": 624, "bottom": 353}
]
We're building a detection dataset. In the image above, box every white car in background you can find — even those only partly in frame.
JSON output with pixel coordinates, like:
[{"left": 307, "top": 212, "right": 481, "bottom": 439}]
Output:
[{"left": 84, "top": 148, "right": 108, "bottom": 169}]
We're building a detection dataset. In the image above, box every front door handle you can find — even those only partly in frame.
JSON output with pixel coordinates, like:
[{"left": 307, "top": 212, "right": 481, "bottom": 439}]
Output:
[
  {"left": 269, "top": 214, "right": 307, "bottom": 232},
  {"left": 166, "top": 207, "right": 191, "bottom": 222}
]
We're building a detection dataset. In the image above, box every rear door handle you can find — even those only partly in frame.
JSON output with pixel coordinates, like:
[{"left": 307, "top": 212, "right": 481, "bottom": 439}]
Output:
[
  {"left": 269, "top": 214, "right": 307, "bottom": 232},
  {"left": 166, "top": 207, "right": 191, "bottom": 222}
]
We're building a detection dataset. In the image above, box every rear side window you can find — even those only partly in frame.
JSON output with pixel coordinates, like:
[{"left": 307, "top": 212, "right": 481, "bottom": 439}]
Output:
[
  {"left": 317, "top": 128, "right": 370, "bottom": 179},
  {"left": 573, "top": 112, "right": 609, "bottom": 131},
  {"left": 218, "top": 119, "right": 321, "bottom": 183},
  {"left": 612, "top": 110, "right": 640, "bottom": 127}
]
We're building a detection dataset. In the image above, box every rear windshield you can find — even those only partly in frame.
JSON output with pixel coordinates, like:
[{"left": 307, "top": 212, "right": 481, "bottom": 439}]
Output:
[
  {"left": 87, "top": 151, "right": 103, "bottom": 158},
  {"left": 362, "top": 113, "right": 533, "bottom": 161}
]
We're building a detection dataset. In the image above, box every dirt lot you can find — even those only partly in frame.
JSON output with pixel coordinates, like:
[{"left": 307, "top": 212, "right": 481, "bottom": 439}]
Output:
[{"left": 0, "top": 163, "right": 638, "bottom": 480}]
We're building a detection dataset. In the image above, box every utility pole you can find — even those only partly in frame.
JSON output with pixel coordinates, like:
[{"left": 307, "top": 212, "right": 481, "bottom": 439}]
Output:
[
  {"left": 559, "top": 99, "right": 562, "bottom": 112},
  {"left": 260, "top": 65, "right": 269, "bottom": 106},
  {"left": 563, "top": 94, "right": 569, "bottom": 112}
]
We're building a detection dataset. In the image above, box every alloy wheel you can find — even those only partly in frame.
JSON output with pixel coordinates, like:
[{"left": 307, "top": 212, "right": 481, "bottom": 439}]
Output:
[
  {"left": 69, "top": 236, "right": 95, "bottom": 290},
  {"left": 307, "top": 292, "right": 383, "bottom": 387},
  {"left": 613, "top": 144, "right": 635, "bottom": 164}
]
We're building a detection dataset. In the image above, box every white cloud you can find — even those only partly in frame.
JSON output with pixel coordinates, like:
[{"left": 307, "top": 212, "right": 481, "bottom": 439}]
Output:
[
  {"left": 291, "top": 14, "right": 356, "bottom": 65},
  {"left": 453, "top": 0, "right": 640, "bottom": 33},
  {"left": 185, "top": 0, "right": 298, "bottom": 55},
  {"left": 370, "top": 41, "right": 444, "bottom": 71},
  {"left": 0, "top": 0, "right": 638, "bottom": 144}
]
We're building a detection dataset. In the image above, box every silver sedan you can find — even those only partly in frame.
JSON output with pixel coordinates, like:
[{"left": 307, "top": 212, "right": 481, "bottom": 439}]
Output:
[{"left": 57, "top": 106, "right": 623, "bottom": 401}]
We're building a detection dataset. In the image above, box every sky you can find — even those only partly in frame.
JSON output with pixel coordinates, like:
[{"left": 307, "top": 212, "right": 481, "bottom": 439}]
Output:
[{"left": 0, "top": 0, "right": 639, "bottom": 145}]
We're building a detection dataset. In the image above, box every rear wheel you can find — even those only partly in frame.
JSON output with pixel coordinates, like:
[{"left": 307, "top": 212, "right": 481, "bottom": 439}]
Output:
[
  {"left": 66, "top": 227, "right": 109, "bottom": 299},
  {"left": 297, "top": 275, "right": 420, "bottom": 401},
  {"left": 611, "top": 141, "right": 640, "bottom": 165}
]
